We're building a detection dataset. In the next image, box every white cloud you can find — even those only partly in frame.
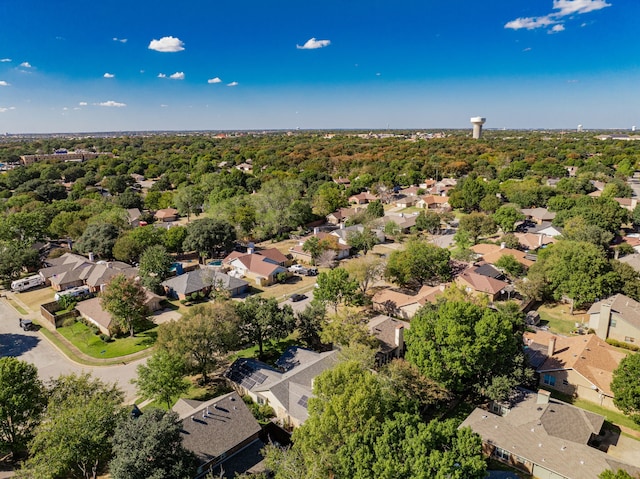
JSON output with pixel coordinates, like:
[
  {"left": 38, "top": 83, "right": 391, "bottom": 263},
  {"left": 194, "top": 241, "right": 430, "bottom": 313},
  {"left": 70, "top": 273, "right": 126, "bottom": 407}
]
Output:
[
  {"left": 0, "top": 81, "right": 9, "bottom": 86},
  {"left": 0, "top": 107, "right": 16, "bottom": 113},
  {"left": 157, "top": 73, "right": 167, "bottom": 78},
  {"left": 296, "top": 37, "right": 331, "bottom": 49},
  {"left": 98, "top": 100, "right": 126, "bottom": 107},
  {"left": 208, "top": 77, "right": 222, "bottom": 84},
  {"left": 523, "top": 47, "right": 532, "bottom": 52},
  {"left": 505, "top": 0, "right": 611, "bottom": 32},
  {"left": 103, "top": 72, "right": 115, "bottom": 78},
  {"left": 112, "top": 37, "right": 127, "bottom": 43},
  {"left": 0, "top": 58, "right": 11, "bottom": 62},
  {"left": 148, "top": 36, "right": 185, "bottom": 52},
  {"left": 160, "top": 104, "right": 168, "bottom": 107},
  {"left": 169, "top": 72, "right": 185, "bottom": 80},
  {"left": 20, "top": 62, "right": 32, "bottom": 68},
  {"left": 227, "top": 81, "right": 238, "bottom": 87},
  {"left": 79, "top": 102, "right": 88, "bottom": 106}
]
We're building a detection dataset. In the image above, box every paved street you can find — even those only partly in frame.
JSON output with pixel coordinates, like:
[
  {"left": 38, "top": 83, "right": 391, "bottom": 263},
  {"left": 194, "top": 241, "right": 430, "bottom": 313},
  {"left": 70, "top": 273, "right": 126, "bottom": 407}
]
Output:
[
  {"left": 283, "top": 290, "right": 315, "bottom": 314},
  {"left": 0, "top": 298, "right": 143, "bottom": 403}
]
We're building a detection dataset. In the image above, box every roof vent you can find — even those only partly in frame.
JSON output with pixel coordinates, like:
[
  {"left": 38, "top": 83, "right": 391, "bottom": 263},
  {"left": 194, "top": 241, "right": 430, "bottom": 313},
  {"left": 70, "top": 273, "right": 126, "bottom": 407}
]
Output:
[
  {"left": 561, "top": 446, "right": 566, "bottom": 451},
  {"left": 191, "top": 415, "right": 195, "bottom": 421}
]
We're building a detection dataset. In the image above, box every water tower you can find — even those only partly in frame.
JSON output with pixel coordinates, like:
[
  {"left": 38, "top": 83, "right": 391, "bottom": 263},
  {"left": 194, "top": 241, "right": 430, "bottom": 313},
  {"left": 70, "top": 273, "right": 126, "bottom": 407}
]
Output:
[{"left": 470, "top": 116, "right": 486, "bottom": 139}]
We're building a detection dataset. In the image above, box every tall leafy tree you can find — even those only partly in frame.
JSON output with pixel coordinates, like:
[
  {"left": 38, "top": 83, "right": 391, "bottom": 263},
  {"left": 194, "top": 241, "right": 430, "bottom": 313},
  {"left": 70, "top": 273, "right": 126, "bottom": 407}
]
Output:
[
  {"left": 347, "top": 227, "right": 379, "bottom": 256},
  {"left": 109, "top": 409, "right": 198, "bottom": 479},
  {"left": 406, "top": 300, "right": 527, "bottom": 397},
  {"left": 236, "top": 296, "right": 295, "bottom": 359},
  {"left": 134, "top": 350, "right": 190, "bottom": 409},
  {"left": 492, "top": 205, "right": 525, "bottom": 233},
  {"left": 314, "top": 267, "right": 359, "bottom": 314},
  {"left": 139, "top": 244, "right": 173, "bottom": 293},
  {"left": 183, "top": 217, "right": 236, "bottom": 263},
  {"left": 458, "top": 212, "right": 497, "bottom": 244},
  {"left": 100, "top": 274, "right": 149, "bottom": 337},
  {"left": 343, "top": 254, "right": 385, "bottom": 295},
  {"left": 157, "top": 302, "right": 241, "bottom": 383},
  {"left": 74, "top": 222, "right": 119, "bottom": 258},
  {"left": 296, "top": 301, "right": 328, "bottom": 351},
  {"left": 611, "top": 353, "right": 640, "bottom": 424},
  {"left": 385, "top": 240, "right": 451, "bottom": 290},
  {"left": 0, "top": 358, "right": 46, "bottom": 457},
  {"left": 22, "top": 374, "right": 125, "bottom": 479},
  {"left": 173, "top": 185, "right": 204, "bottom": 221}
]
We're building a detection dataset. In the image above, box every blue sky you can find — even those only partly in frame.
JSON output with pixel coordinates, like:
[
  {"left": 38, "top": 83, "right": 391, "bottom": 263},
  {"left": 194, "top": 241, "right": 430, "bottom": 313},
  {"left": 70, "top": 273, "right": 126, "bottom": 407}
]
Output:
[{"left": 0, "top": 0, "right": 637, "bottom": 133}]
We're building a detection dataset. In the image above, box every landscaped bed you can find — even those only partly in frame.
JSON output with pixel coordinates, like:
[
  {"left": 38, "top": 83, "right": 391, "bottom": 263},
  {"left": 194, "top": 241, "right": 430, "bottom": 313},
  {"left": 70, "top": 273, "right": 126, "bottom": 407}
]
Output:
[{"left": 56, "top": 320, "right": 157, "bottom": 358}]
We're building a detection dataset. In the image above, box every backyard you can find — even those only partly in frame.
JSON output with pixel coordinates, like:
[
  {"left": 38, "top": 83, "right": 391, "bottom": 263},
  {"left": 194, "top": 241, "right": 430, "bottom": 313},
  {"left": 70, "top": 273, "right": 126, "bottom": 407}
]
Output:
[{"left": 537, "top": 303, "right": 589, "bottom": 335}]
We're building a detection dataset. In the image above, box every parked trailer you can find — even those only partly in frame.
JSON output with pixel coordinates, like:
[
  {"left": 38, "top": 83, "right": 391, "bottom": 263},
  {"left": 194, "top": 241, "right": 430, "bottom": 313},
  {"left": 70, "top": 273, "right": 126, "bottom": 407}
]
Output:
[
  {"left": 11, "top": 275, "right": 45, "bottom": 292},
  {"left": 54, "top": 286, "right": 91, "bottom": 301}
]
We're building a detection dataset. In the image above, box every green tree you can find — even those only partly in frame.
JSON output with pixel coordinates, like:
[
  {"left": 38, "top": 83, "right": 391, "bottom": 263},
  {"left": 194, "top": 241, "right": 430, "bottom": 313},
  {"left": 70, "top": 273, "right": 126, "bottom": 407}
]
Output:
[
  {"left": 100, "top": 274, "right": 149, "bottom": 337},
  {"left": 458, "top": 212, "right": 497, "bottom": 244},
  {"left": 448, "top": 175, "right": 486, "bottom": 212},
  {"left": 183, "top": 218, "right": 236, "bottom": 263},
  {"left": 495, "top": 254, "right": 525, "bottom": 278},
  {"left": 109, "top": 409, "right": 198, "bottom": 479},
  {"left": 343, "top": 254, "right": 385, "bottom": 295},
  {"left": 366, "top": 199, "right": 384, "bottom": 218},
  {"left": 74, "top": 222, "right": 119, "bottom": 258},
  {"left": 113, "top": 225, "right": 167, "bottom": 264},
  {"left": 157, "top": 302, "right": 241, "bottom": 383},
  {"left": 415, "top": 210, "right": 442, "bottom": 234},
  {"left": 385, "top": 240, "right": 451, "bottom": 290},
  {"left": 134, "top": 350, "right": 190, "bottom": 410},
  {"left": 479, "top": 194, "right": 502, "bottom": 213},
  {"left": 406, "top": 301, "right": 525, "bottom": 396},
  {"left": 599, "top": 470, "right": 637, "bottom": 479},
  {"left": 313, "top": 182, "right": 347, "bottom": 217},
  {"left": 0, "top": 241, "right": 40, "bottom": 288},
  {"left": 320, "top": 309, "right": 378, "bottom": 349},
  {"left": 611, "top": 353, "right": 640, "bottom": 424},
  {"left": 296, "top": 301, "right": 328, "bottom": 351},
  {"left": 347, "top": 227, "right": 379, "bottom": 256},
  {"left": 0, "top": 358, "right": 46, "bottom": 456},
  {"left": 139, "top": 244, "right": 173, "bottom": 293},
  {"left": 173, "top": 185, "right": 204, "bottom": 222},
  {"left": 492, "top": 206, "right": 525, "bottom": 233},
  {"left": 0, "top": 210, "right": 49, "bottom": 243},
  {"left": 164, "top": 225, "right": 188, "bottom": 254},
  {"left": 302, "top": 236, "right": 323, "bottom": 265},
  {"left": 314, "top": 267, "right": 359, "bottom": 314},
  {"left": 23, "top": 374, "right": 125, "bottom": 479},
  {"left": 236, "top": 296, "right": 295, "bottom": 359}
]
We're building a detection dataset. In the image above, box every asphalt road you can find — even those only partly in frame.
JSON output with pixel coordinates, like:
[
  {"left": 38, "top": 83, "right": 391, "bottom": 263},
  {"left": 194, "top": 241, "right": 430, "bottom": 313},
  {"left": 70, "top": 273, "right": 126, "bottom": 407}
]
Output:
[
  {"left": 0, "top": 298, "right": 143, "bottom": 403},
  {"left": 282, "top": 290, "right": 315, "bottom": 313}
]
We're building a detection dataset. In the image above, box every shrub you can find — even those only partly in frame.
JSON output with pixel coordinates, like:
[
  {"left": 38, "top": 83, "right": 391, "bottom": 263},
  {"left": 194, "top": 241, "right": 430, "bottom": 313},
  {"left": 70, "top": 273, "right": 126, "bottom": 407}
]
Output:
[
  {"left": 606, "top": 338, "right": 640, "bottom": 352},
  {"left": 99, "top": 333, "right": 112, "bottom": 343},
  {"left": 62, "top": 317, "right": 77, "bottom": 328}
]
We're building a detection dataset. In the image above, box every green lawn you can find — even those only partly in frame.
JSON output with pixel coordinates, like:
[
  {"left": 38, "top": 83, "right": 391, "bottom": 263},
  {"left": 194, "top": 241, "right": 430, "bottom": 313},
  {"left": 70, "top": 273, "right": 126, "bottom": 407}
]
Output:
[
  {"left": 232, "top": 335, "right": 299, "bottom": 366},
  {"left": 57, "top": 320, "right": 157, "bottom": 359},
  {"left": 141, "top": 378, "right": 233, "bottom": 411}
]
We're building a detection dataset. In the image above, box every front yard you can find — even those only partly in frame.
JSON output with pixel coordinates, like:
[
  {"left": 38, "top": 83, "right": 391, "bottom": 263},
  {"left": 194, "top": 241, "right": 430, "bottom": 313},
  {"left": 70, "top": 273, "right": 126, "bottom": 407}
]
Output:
[{"left": 56, "top": 320, "right": 158, "bottom": 359}]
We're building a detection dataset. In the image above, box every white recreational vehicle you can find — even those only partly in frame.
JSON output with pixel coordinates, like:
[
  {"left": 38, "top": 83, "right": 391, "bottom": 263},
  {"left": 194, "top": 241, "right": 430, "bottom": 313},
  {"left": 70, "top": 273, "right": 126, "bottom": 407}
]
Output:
[
  {"left": 54, "top": 285, "right": 91, "bottom": 301},
  {"left": 11, "top": 275, "right": 45, "bottom": 292}
]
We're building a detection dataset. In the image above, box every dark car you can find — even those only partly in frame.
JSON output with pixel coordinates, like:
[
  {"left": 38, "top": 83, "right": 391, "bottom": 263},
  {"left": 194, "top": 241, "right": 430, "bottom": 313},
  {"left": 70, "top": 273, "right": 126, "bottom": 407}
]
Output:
[
  {"left": 306, "top": 268, "right": 318, "bottom": 276},
  {"left": 19, "top": 318, "right": 34, "bottom": 331},
  {"left": 290, "top": 293, "right": 307, "bottom": 302}
]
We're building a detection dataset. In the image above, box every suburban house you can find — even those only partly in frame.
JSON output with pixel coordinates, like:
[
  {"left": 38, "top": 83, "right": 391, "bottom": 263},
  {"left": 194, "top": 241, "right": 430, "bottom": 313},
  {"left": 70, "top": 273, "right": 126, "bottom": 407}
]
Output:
[
  {"left": 614, "top": 197, "right": 638, "bottom": 212},
  {"left": 618, "top": 253, "right": 640, "bottom": 273},
  {"left": 398, "top": 186, "right": 422, "bottom": 197},
  {"left": 588, "top": 294, "right": 640, "bottom": 345},
  {"left": 39, "top": 253, "right": 138, "bottom": 292},
  {"left": 523, "top": 330, "right": 625, "bottom": 410},
  {"left": 520, "top": 207, "right": 556, "bottom": 224},
  {"left": 75, "top": 290, "right": 163, "bottom": 336},
  {"left": 326, "top": 207, "right": 358, "bottom": 225},
  {"left": 471, "top": 243, "right": 535, "bottom": 268},
  {"left": 471, "top": 263, "right": 505, "bottom": 280},
  {"left": 161, "top": 268, "right": 249, "bottom": 300},
  {"left": 367, "top": 315, "right": 410, "bottom": 365},
  {"left": 348, "top": 192, "right": 378, "bottom": 204},
  {"left": 530, "top": 222, "right": 563, "bottom": 237},
  {"left": 395, "top": 196, "right": 417, "bottom": 208},
  {"left": 329, "top": 223, "right": 385, "bottom": 246},
  {"left": 126, "top": 208, "right": 143, "bottom": 227},
  {"left": 455, "top": 269, "right": 511, "bottom": 302},
  {"left": 154, "top": 207, "right": 179, "bottom": 222},
  {"left": 225, "top": 347, "right": 339, "bottom": 429},
  {"left": 173, "top": 391, "right": 264, "bottom": 479},
  {"left": 460, "top": 388, "right": 640, "bottom": 479},
  {"left": 378, "top": 212, "right": 419, "bottom": 233},
  {"left": 514, "top": 232, "right": 556, "bottom": 252},
  {"left": 372, "top": 284, "right": 445, "bottom": 319},
  {"left": 289, "top": 231, "right": 350, "bottom": 263},
  {"left": 223, "top": 248, "right": 289, "bottom": 287},
  {"left": 620, "top": 235, "right": 640, "bottom": 253},
  {"left": 415, "top": 194, "right": 450, "bottom": 210}
]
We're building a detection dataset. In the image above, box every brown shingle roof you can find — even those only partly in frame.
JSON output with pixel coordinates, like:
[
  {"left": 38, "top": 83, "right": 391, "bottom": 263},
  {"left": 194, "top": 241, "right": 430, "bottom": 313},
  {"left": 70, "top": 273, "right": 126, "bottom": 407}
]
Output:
[{"left": 456, "top": 270, "right": 510, "bottom": 295}]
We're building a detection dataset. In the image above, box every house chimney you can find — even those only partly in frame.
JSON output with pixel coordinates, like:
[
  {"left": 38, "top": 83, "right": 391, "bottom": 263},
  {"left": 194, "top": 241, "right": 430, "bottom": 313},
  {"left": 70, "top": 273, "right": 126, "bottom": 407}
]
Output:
[
  {"left": 88, "top": 252, "right": 95, "bottom": 262},
  {"left": 340, "top": 222, "right": 345, "bottom": 230},
  {"left": 395, "top": 324, "right": 404, "bottom": 358},
  {"left": 548, "top": 336, "right": 556, "bottom": 356},
  {"left": 247, "top": 246, "right": 254, "bottom": 254},
  {"left": 537, "top": 389, "right": 551, "bottom": 405},
  {"left": 539, "top": 233, "right": 544, "bottom": 247},
  {"left": 313, "top": 227, "right": 319, "bottom": 235}
]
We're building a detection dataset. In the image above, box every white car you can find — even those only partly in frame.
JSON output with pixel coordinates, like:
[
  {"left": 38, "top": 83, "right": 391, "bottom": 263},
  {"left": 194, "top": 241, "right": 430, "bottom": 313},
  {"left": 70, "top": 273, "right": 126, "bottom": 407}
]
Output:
[{"left": 288, "top": 264, "right": 307, "bottom": 274}]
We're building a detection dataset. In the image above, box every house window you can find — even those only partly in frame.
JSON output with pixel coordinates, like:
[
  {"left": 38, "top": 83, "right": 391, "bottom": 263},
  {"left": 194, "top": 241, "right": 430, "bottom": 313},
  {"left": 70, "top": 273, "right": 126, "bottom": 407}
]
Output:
[
  {"left": 543, "top": 374, "right": 556, "bottom": 387},
  {"left": 562, "top": 379, "right": 569, "bottom": 386},
  {"left": 257, "top": 396, "right": 266, "bottom": 405},
  {"left": 494, "top": 447, "right": 510, "bottom": 461},
  {"left": 625, "top": 337, "right": 635, "bottom": 343},
  {"left": 610, "top": 319, "right": 617, "bottom": 328}
]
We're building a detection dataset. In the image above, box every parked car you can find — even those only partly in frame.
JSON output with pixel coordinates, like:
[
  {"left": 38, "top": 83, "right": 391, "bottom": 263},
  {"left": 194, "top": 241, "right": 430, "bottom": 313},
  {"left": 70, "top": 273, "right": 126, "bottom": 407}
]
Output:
[
  {"left": 288, "top": 264, "right": 308, "bottom": 274},
  {"left": 19, "top": 318, "right": 34, "bottom": 331},
  {"left": 290, "top": 293, "right": 307, "bottom": 302},
  {"left": 306, "top": 268, "right": 318, "bottom": 276}
]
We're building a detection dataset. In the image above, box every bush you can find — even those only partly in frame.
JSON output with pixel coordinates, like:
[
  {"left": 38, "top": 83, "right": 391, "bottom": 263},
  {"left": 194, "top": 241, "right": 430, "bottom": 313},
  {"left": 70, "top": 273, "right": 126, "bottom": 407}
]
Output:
[
  {"left": 606, "top": 338, "right": 640, "bottom": 352},
  {"left": 99, "top": 333, "right": 112, "bottom": 343},
  {"left": 62, "top": 317, "right": 77, "bottom": 327},
  {"left": 242, "top": 395, "right": 275, "bottom": 424}
]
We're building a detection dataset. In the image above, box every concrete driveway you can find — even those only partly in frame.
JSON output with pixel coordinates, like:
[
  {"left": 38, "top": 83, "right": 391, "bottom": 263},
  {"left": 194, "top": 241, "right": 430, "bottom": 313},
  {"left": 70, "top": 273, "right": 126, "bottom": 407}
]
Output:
[
  {"left": 282, "top": 290, "right": 315, "bottom": 314},
  {"left": 0, "top": 298, "right": 143, "bottom": 403}
]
